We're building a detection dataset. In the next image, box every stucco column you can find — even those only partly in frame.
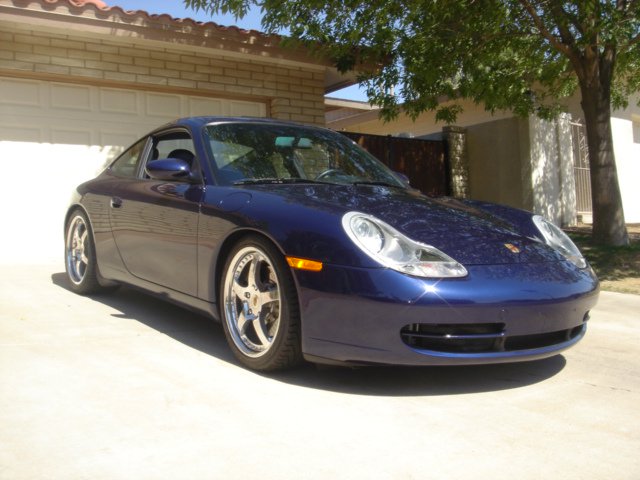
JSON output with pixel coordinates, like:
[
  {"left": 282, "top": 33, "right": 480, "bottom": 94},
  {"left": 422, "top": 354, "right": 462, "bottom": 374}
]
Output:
[
  {"left": 526, "top": 114, "right": 578, "bottom": 227},
  {"left": 443, "top": 126, "right": 470, "bottom": 198}
]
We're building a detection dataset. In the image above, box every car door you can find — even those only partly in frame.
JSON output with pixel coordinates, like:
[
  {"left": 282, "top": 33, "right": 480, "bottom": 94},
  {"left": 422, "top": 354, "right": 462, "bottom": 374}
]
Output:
[{"left": 109, "top": 129, "right": 203, "bottom": 296}]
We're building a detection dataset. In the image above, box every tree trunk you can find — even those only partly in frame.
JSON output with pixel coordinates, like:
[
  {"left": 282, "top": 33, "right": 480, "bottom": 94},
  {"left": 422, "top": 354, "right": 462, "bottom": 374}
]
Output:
[{"left": 579, "top": 81, "right": 629, "bottom": 246}]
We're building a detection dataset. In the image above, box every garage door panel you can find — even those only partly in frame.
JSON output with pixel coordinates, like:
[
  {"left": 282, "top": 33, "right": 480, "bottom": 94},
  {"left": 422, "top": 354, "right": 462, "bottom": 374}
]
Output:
[
  {"left": 189, "top": 97, "right": 224, "bottom": 116},
  {"left": 51, "top": 128, "right": 92, "bottom": 145},
  {"left": 0, "top": 76, "right": 266, "bottom": 263},
  {"left": 1, "top": 79, "right": 267, "bottom": 145},
  {"left": 51, "top": 83, "right": 92, "bottom": 111},
  {"left": 100, "top": 131, "right": 139, "bottom": 149},
  {"left": 0, "top": 124, "right": 43, "bottom": 143},
  {"left": 145, "top": 92, "right": 183, "bottom": 117},
  {"left": 0, "top": 78, "right": 41, "bottom": 106},
  {"left": 228, "top": 100, "right": 266, "bottom": 117},
  {"left": 100, "top": 88, "right": 139, "bottom": 114}
]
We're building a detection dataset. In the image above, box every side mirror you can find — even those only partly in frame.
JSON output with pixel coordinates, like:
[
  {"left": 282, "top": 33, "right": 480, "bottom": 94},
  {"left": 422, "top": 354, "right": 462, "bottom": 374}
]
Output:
[
  {"left": 145, "top": 158, "right": 192, "bottom": 181},
  {"left": 394, "top": 171, "right": 411, "bottom": 187}
]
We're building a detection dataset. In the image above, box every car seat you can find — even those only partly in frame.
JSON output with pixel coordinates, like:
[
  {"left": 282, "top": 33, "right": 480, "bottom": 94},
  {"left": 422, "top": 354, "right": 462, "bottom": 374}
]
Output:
[{"left": 167, "top": 149, "right": 195, "bottom": 167}]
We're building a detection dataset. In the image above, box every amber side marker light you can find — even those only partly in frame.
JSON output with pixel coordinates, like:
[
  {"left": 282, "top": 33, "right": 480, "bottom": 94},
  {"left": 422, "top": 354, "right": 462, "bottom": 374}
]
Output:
[{"left": 286, "top": 256, "right": 323, "bottom": 272}]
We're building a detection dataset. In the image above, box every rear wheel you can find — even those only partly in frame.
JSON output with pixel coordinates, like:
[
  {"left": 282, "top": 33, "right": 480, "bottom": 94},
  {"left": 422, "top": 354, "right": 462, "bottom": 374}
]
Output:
[
  {"left": 65, "top": 210, "right": 104, "bottom": 295},
  {"left": 220, "top": 236, "right": 302, "bottom": 371}
]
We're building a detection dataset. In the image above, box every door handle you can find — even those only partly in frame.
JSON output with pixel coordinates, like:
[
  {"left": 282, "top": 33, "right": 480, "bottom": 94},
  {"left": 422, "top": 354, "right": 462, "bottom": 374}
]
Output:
[{"left": 110, "top": 197, "right": 123, "bottom": 208}]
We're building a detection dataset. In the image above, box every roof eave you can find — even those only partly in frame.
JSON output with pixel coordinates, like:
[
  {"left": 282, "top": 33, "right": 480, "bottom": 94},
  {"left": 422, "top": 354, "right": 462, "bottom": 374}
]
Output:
[{"left": 0, "top": 0, "right": 358, "bottom": 92}]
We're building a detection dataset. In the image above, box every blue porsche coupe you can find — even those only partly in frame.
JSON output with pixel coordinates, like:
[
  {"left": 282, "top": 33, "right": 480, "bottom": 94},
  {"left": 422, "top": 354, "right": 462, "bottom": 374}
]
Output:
[{"left": 65, "top": 117, "right": 599, "bottom": 371}]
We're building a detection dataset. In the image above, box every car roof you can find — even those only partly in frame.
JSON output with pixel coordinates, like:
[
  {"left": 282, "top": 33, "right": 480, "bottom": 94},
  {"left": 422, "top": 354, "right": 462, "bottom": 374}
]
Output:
[{"left": 158, "top": 116, "right": 317, "bottom": 131}]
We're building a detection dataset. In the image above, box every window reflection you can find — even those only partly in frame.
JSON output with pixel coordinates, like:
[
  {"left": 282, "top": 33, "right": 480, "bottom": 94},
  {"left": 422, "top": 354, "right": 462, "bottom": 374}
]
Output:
[{"left": 205, "top": 122, "right": 405, "bottom": 187}]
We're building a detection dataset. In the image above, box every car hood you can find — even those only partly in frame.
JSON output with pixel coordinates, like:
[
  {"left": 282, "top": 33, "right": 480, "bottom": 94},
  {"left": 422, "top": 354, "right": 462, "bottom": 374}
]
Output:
[{"left": 235, "top": 183, "right": 561, "bottom": 266}]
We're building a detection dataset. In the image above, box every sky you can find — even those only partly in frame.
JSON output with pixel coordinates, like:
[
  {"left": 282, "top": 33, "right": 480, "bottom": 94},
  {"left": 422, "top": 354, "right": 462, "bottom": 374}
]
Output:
[
  {"left": 109, "top": 0, "right": 367, "bottom": 101},
  {"left": 112, "top": 0, "right": 265, "bottom": 31}
]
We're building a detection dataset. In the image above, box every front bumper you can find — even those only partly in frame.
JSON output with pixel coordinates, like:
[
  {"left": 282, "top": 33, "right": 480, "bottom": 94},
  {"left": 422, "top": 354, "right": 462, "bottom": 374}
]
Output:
[{"left": 294, "top": 261, "right": 599, "bottom": 366}]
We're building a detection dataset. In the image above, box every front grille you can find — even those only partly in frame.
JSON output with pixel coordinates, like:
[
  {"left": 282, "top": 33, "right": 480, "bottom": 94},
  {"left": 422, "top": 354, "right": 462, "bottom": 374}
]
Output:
[
  {"left": 400, "top": 323, "right": 506, "bottom": 353},
  {"left": 400, "top": 322, "right": 584, "bottom": 354},
  {"left": 505, "top": 325, "right": 584, "bottom": 351}
]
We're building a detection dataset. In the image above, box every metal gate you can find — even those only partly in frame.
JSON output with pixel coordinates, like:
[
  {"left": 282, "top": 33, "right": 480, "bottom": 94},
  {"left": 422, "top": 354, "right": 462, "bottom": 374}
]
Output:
[{"left": 571, "top": 121, "right": 592, "bottom": 215}]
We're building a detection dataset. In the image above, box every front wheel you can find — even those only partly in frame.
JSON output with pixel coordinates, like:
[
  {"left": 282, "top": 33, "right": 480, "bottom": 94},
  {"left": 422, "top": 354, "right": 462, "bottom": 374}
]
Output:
[{"left": 220, "top": 236, "right": 302, "bottom": 371}]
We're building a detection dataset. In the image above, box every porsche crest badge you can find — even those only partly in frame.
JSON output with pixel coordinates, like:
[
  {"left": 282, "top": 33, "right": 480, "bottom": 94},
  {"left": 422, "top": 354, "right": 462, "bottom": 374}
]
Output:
[{"left": 504, "top": 243, "right": 520, "bottom": 253}]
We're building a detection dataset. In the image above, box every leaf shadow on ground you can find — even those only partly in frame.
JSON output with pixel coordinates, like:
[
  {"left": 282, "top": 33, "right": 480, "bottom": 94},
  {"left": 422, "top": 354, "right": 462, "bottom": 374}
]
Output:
[{"left": 52, "top": 272, "right": 566, "bottom": 397}]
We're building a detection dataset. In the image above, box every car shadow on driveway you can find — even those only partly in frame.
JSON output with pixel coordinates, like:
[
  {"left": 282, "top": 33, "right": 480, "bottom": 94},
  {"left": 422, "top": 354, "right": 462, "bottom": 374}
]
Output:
[
  {"left": 52, "top": 272, "right": 566, "bottom": 397},
  {"left": 272, "top": 356, "right": 566, "bottom": 397}
]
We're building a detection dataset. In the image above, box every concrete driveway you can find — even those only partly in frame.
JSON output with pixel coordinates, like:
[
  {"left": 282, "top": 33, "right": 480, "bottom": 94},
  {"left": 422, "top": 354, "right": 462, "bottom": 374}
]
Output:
[{"left": 1, "top": 263, "right": 638, "bottom": 479}]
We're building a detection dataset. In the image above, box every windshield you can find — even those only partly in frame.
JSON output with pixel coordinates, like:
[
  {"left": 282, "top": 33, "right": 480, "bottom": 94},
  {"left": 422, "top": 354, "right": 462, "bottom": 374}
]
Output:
[{"left": 204, "top": 122, "right": 406, "bottom": 188}]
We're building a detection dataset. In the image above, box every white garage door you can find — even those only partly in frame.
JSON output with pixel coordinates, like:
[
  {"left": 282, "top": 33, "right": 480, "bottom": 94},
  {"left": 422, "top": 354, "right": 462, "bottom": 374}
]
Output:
[{"left": 0, "top": 76, "right": 267, "bottom": 263}]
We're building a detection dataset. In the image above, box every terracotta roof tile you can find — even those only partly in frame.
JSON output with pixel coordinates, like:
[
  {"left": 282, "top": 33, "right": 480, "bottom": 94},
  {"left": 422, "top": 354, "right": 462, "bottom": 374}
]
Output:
[
  {"left": 30, "top": 0, "right": 281, "bottom": 41},
  {"left": 69, "top": 0, "right": 107, "bottom": 7}
]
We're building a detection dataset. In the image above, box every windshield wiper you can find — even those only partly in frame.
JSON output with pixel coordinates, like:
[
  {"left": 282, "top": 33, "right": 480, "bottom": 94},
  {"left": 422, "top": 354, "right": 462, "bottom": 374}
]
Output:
[
  {"left": 352, "top": 180, "right": 404, "bottom": 188},
  {"left": 233, "top": 178, "right": 323, "bottom": 185}
]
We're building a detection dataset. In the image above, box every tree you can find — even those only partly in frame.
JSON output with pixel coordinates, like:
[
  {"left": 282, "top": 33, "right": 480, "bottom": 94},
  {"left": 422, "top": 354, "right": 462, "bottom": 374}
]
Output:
[{"left": 185, "top": 0, "right": 639, "bottom": 245}]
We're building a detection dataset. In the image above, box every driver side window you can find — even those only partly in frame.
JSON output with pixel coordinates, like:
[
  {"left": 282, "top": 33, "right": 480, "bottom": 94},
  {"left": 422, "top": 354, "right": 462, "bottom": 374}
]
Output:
[
  {"left": 154, "top": 136, "right": 195, "bottom": 165},
  {"left": 146, "top": 131, "right": 201, "bottom": 181}
]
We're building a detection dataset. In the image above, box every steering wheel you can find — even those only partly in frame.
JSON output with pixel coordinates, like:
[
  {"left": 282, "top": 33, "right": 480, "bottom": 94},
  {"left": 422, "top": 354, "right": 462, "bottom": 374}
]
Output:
[{"left": 315, "top": 169, "right": 344, "bottom": 180}]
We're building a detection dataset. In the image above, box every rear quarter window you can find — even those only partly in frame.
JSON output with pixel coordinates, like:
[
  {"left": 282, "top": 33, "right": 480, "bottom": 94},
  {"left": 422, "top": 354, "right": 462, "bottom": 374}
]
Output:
[{"left": 110, "top": 138, "right": 147, "bottom": 178}]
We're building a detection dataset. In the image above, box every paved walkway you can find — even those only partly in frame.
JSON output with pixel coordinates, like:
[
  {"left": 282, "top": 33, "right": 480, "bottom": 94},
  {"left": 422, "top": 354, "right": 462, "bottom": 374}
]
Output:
[{"left": 1, "top": 264, "right": 639, "bottom": 479}]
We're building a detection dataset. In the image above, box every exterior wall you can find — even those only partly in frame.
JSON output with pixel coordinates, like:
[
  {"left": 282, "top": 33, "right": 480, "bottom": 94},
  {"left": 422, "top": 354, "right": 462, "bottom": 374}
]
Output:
[
  {"left": 528, "top": 114, "right": 576, "bottom": 226},
  {"left": 0, "top": 28, "right": 326, "bottom": 126},
  {"left": 556, "top": 115, "right": 577, "bottom": 226},
  {"left": 467, "top": 115, "right": 576, "bottom": 226},
  {"left": 327, "top": 98, "right": 513, "bottom": 136},
  {"left": 467, "top": 118, "right": 527, "bottom": 209},
  {"left": 611, "top": 100, "right": 640, "bottom": 223}
]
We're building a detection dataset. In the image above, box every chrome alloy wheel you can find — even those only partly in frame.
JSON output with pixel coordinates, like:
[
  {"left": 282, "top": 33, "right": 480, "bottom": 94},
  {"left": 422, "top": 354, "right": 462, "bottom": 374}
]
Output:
[
  {"left": 66, "top": 214, "right": 90, "bottom": 285},
  {"left": 223, "top": 246, "right": 282, "bottom": 357}
]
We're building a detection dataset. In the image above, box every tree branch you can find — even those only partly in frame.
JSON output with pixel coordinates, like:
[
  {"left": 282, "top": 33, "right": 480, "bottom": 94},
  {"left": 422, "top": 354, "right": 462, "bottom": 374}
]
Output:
[
  {"left": 618, "top": 0, "right": 640, "bottom": 52},
  {"left": 621, "top": 31, "right": 640, "bottom": 52},
  {"left": 517, "top": 0, "right": 582, "bottom": 72},
  {"left": 557, "top": 3, "right": 586, "bottom": 38},
  {"left": 517, "top": 1, "right": 570, "bottom": 54},
  {"left": 549, "top": 2, "right": 578, "bottom": 49},
  {"left": 601, "top": 44, "right": 617, "bottom": 84}
]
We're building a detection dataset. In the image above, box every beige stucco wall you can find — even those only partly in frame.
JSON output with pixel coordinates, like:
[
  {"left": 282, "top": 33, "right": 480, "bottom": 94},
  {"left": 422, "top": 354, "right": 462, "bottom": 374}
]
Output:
[
  {"left": 467, "top": 117, "right": 527, "bottom": 209},
  {"left": 0, "top": 27, "right": 326, "bottom": 126},
  {"left": 610, "top": 100, "right": 640, "bottom": 224},
  {"left": 467, "top": 115, "right": 577, "bottom": 226},
  {"left": 527, "top": 114, "right": 577, "bottom": 226},
  {"left": 328, "top": 98, "right": 513, "bottom": 136}
]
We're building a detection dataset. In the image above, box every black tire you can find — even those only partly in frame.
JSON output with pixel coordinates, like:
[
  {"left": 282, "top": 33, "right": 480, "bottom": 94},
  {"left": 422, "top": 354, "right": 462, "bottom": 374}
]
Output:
[
  {"left": 64, "top": 210, "right": 105, "bottom": 295},
  {"left": 220, "top": 235, "right": 302, "bottom": 371}
]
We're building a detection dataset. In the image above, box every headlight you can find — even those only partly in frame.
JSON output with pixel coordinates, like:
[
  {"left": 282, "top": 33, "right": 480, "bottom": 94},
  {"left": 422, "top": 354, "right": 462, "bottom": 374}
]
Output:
[
  {"left": 342, "top": 212, "right": 468, "bottom": 278},
  {"left": 533, "top": 215, "right": 586, "bottom": 268}
]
